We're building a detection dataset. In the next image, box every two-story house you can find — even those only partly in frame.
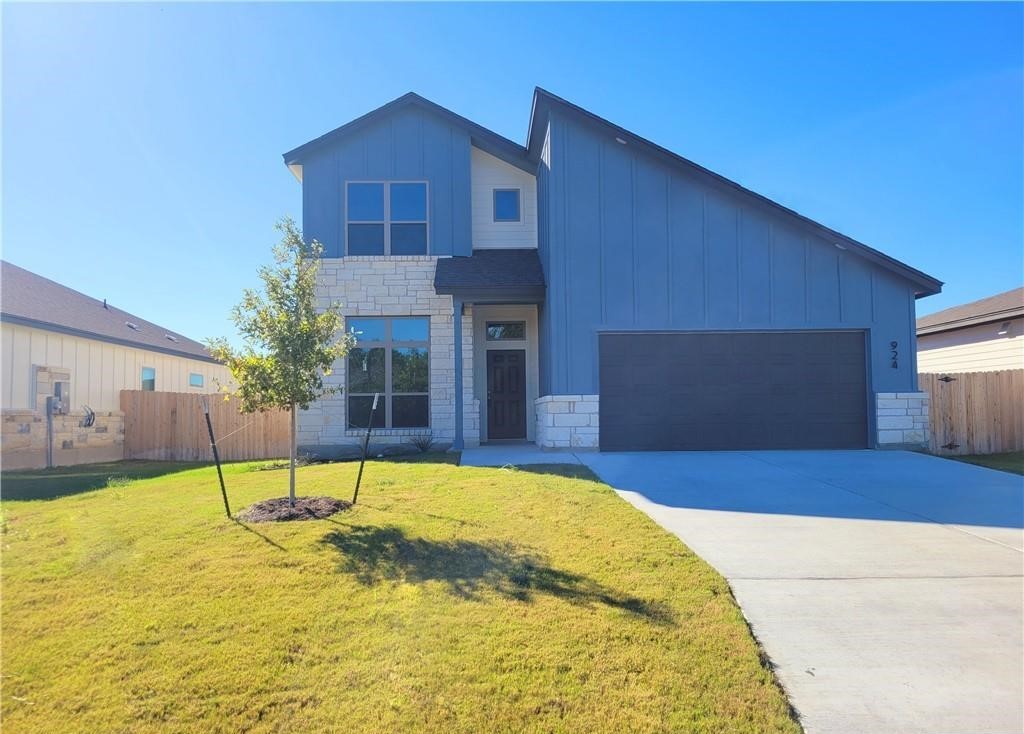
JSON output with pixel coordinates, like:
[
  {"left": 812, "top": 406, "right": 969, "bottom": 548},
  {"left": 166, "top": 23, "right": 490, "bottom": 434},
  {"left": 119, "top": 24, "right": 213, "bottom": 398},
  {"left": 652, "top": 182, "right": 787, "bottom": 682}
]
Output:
[{"left": 283, "top": 89, "right": 941, "bottom": 456}]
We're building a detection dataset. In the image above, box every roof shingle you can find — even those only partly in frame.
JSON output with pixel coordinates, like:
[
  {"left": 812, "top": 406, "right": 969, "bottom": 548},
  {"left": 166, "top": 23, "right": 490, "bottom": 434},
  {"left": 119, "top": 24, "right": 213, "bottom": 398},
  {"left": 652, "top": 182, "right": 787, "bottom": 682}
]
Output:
[
  {"left": 917, "top": 287, "right": 1024, "bottom": 334},
  {"left": 1, "top": 261, "right": 218, "bottom": 362},
  {"left": 434, "top": 250, "right": 546, "bottom": 295}
]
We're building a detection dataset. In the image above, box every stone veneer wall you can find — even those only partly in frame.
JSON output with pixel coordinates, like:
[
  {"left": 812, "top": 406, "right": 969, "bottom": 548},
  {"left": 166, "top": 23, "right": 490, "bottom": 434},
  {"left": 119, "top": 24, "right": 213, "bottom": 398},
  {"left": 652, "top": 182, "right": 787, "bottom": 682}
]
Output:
[
  {"left": 875, "top": 392, "right": 929, "bottom": 448},
  {"left": 297, "top": 257, "right": 479, "bottom": 457},
  {"left": 535, "top": 395, "right": 600, "bottom": 449},
  {"left": 2, "top": 409, "right": 125, "bottom": 470}
]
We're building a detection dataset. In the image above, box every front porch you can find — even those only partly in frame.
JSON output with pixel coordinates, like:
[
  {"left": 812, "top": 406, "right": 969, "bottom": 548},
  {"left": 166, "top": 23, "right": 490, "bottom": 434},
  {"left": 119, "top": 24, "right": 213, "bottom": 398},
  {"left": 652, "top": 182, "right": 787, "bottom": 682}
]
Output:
[{"left": 435, "top": 249, "right": 547, "bottom": 451}]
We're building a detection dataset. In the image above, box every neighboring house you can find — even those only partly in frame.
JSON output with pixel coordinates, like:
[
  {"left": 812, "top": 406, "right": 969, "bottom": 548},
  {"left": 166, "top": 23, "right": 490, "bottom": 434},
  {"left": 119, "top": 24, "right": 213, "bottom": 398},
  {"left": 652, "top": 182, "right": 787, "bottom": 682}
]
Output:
[
  {"left": 917, "top": 287, "right": 1024, "bottom": 373},
  {"left": 1, "top": 261, "right": 231, "bottom": 469},
  {"left": 283, "top": 89, "right": 942, "bottom": 455}
]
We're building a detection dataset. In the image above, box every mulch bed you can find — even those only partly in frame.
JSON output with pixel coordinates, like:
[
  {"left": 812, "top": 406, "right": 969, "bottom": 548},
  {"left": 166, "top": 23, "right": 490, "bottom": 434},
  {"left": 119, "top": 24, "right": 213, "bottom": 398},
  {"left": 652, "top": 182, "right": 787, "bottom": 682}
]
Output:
[{"left": 236, "top": 496, "right": 352, "bottom": 522}]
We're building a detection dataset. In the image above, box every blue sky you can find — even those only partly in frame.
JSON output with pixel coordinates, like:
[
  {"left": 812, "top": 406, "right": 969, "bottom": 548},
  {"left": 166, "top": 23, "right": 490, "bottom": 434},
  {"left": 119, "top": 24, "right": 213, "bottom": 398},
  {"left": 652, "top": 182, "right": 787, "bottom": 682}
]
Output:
[{"left": 3, "top": 2, "right": 1021, "bottom": 344}]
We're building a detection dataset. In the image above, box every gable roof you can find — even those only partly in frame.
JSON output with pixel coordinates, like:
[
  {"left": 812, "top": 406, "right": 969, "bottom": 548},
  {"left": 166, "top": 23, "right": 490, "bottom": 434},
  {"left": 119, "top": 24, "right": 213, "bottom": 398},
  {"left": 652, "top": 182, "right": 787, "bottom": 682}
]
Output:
[
  {"left": 282, "top": 92, "right": 532, "bottom": 180},
  {"left": 917, "top": 287, "right": 1024, "bottom": 335},
  {"left": 526, "top": 87, "right": 942, "bottom": 298},
  {"left": 0, "top": 261, "right": 219, "bottom": 363}
]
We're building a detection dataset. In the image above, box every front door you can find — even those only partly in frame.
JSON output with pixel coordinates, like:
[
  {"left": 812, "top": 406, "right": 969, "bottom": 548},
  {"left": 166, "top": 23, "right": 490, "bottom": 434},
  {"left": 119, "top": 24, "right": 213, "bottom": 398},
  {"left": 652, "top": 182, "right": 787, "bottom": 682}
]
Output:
[{"left": 487, "top": 350, "right": 527, "bottom": 439}]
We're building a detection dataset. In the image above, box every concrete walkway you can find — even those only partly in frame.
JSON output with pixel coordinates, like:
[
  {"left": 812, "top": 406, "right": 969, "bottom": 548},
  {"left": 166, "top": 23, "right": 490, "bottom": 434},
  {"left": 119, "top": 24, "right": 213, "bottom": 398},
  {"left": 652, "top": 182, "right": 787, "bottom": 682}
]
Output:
[{"left": 577, "top": 450, "right": 1024, "bottom": 734}]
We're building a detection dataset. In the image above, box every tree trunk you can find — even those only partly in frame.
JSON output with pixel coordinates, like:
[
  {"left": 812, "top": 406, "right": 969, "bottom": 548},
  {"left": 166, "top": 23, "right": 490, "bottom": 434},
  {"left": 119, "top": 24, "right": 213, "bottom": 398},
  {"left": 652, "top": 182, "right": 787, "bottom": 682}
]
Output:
[{"left": 289, "top": 402, "right": 297, "bottom": 506}]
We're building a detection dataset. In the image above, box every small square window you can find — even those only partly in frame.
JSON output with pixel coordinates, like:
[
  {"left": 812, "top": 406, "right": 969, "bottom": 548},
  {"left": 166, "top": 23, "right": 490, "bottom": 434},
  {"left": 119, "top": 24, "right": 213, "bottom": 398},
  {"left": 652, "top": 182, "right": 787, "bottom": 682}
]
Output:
[
  {"left": 141, "top": 367, "right": 156, "bottom": 391},
  {"left": 486, "top": 321, "right": 526, "bottom": 340},
  {"left": 189, "top": 373, "right": 204, "bottom": 388},
  {"left": 494, "top": 189, "right": 521, "bottom": 222}
]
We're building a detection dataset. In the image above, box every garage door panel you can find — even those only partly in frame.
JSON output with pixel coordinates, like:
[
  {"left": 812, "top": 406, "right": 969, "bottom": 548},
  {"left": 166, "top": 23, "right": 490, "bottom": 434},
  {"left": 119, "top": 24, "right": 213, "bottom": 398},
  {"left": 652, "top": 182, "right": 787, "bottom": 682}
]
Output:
[{"left": 599, "top": 331, "right": 868, "bottom": 451}]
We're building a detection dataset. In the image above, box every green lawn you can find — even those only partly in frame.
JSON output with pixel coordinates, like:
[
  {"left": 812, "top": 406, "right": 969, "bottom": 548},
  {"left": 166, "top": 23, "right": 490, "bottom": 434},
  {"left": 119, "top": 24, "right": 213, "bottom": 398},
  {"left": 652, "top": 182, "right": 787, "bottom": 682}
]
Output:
[
  {"left": 948, "top": 451, "right": 1024, "bottom": 475},
  {"left": 1, "top": 456, "right": 799, "bottom": 733}
]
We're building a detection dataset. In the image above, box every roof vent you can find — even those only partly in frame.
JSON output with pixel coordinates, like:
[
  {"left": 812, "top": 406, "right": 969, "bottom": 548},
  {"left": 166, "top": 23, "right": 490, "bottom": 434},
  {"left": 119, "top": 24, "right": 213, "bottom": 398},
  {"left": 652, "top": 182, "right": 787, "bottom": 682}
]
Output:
[
  {"left": 165, "top": 334, "right": 179, "bottom": 342},
  {"left": 126, "top": 322, "right": 140, "bottom": 331}
]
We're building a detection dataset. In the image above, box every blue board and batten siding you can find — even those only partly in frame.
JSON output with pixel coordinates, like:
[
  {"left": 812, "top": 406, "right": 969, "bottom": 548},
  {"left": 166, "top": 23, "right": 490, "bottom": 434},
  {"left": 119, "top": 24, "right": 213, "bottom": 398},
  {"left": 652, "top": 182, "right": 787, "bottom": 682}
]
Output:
[
  {"left": 301, "top": 106, "right": 473, "bottom": 257},
  {"left": 537, "top": 110, "right": 920, "bottom": 396}
]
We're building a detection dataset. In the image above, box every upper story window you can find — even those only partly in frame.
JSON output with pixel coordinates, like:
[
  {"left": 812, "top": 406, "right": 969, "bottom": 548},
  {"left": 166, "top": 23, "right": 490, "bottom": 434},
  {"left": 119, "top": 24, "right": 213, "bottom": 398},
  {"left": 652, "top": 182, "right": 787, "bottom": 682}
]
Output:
[
  {"left": 189, "top": 373, "right": 204, "bottom": 388},
  {"left": 493, "top": 188, "right": 521, "bottom": 222},
  {"left": 141, "top": 367, "right": 156, "bottom": 391},
  {"left": 346, "top": 181, "right": 428, "bottom": 255}
]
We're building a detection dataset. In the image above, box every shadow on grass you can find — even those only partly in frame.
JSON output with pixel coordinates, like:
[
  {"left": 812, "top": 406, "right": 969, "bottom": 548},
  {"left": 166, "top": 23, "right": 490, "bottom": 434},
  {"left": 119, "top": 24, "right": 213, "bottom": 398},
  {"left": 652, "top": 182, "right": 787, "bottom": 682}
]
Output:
[
  {"left": 232, "top": 518, "right": 287, "bottom": 551},
  {"left": 1, "top": 461, "right": 209, "bottom": 501},
  {"left": 505, "top": 464, "right": 603, "bottom": 482},
  {"left": 319, "top": 524, "right": 674, "bottom": 625}
]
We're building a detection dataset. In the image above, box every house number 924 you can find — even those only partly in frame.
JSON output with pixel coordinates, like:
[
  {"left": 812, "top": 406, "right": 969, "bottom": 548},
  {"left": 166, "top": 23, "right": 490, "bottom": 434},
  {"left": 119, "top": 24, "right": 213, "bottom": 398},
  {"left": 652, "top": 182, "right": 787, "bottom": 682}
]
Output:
[{"left": 890, "top": 341, "right": 898, "bottom": 368}]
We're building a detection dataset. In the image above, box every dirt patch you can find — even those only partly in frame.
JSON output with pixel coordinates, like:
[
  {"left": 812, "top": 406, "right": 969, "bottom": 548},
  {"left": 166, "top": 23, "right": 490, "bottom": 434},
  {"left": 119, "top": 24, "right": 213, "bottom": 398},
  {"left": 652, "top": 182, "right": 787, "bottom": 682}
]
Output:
[{"left": 236, "top": 496, "right": 352, "bottom": 522}]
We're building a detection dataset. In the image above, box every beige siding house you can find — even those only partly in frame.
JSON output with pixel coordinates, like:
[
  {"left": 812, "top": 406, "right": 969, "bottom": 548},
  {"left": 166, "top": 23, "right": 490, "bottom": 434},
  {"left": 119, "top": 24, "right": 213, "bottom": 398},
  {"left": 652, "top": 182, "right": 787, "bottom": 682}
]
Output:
[
  {"left": 917, "top": 287, "right": 1024, "bottom": 373},
  {"left": 1, "top": 261, "right": 232, "bottom": 469}
]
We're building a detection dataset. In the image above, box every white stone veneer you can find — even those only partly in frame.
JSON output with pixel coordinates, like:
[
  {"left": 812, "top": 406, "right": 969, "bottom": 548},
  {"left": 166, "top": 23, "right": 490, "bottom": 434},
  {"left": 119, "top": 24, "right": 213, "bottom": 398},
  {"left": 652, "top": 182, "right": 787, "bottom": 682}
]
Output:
[
  {"left": 298, "top": 256, "right": 479, "bottom": 455},
  {"left": 875, "top": 392, "right": 930, "bottom": 448},
  {"left": 535, "top": 395, "right": 600, "bottom": 449}
]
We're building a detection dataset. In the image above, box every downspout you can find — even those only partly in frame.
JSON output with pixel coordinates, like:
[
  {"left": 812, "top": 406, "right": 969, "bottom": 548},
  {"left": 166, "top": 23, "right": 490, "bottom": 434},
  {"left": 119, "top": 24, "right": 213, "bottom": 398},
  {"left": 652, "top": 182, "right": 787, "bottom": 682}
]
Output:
[{"left": 452, "top": 297, "right": 464, "bottom": 451}]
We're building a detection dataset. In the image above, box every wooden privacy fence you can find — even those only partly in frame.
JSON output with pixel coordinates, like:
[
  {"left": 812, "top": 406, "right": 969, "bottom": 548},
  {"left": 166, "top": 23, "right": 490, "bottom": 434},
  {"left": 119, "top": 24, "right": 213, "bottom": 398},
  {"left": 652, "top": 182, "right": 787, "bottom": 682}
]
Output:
[
  {"left": 121, "top": 390, "right": 290, "bottom": 461},
  {"left": 920, "top": 370, "right": 1024, "bottom": 456}
]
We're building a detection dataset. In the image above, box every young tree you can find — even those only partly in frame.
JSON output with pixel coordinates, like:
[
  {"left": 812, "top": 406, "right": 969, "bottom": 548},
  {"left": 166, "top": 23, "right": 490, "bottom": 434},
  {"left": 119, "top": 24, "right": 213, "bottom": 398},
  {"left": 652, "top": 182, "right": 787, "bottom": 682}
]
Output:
[{"left": 208, "top": 217, "right": 353, "bottom": 506}]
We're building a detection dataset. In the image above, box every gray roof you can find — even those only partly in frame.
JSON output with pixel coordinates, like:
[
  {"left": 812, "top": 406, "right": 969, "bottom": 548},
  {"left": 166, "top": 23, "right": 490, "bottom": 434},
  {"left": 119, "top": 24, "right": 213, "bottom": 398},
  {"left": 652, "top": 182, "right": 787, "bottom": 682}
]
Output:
[
  {"left": 283, "top": 92, "right": 532, "bottom": 176},
  {"left": 434, "top": 249, "right": 546, "bottom": 301},
  {"left": 917, "top": 287, "right": 1024, "bottom": 335},
  {"left": 0, "top": 261, "right": 219, "bottom": 362}
]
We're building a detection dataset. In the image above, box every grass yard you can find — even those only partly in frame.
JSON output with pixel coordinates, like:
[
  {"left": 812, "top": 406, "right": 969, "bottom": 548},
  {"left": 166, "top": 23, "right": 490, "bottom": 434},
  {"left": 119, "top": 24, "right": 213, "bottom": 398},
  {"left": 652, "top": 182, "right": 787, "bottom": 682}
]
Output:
[
  {"left": 1, "top": 456, "right": 799, "bottom": 733},
  {"left": 948, "top": 451, "right": 1024, "bottom": 475}
]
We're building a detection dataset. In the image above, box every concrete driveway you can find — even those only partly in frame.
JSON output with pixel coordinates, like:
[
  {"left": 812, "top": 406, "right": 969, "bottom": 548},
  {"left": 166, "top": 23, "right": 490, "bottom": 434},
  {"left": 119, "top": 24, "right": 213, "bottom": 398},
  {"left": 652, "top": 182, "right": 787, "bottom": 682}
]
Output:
[{"left": 578, "top": 450, "right": 1024, "bottom": 734}]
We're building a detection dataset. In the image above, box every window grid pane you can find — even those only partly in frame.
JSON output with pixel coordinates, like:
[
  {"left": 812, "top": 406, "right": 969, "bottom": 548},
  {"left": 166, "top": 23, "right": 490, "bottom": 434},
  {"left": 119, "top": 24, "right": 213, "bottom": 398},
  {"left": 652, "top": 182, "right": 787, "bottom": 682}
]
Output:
[
  {"left": 347, "top": 224, "right": 385, "bottom": 255},
  {"left": 390, "top": 223, "right": 427, "bottom": 255},
  {"left": 347, "top": 183, "right": 385, "bottom": 221},
  {"left": 486, "top": 321, "right": 526, "bottom": 340},
  {"left": 390, "top": 183, "right": 427, "bottom": 222},
  {"left": 391, "top": 317, "right": 429, "bottom": 343}
]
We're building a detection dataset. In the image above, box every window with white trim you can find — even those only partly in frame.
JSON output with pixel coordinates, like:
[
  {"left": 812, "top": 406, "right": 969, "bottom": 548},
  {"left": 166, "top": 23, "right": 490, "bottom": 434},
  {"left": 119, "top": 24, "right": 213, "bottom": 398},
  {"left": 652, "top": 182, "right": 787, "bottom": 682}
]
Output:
[
  {"left": 346, "top": 182, "right": 428, "bottom": 255},
  {"left": 141, "top": 367, "right": 156, "bottom": 391},
  {"left": 189, "top": 373, "right": 204, "bottom": 388},
  {"left": 347, "top": 317, "right": 429, "bottom": 428},
  {"left": 493, "top": 188, "right": 521, "bottom": 222}
]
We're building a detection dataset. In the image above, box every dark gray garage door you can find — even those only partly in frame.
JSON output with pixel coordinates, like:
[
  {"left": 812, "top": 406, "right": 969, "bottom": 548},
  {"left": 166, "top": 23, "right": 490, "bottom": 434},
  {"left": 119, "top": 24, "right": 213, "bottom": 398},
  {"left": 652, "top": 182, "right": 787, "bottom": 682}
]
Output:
[{"left": 599, "top": 331, "right": 868, "bottom": 451}]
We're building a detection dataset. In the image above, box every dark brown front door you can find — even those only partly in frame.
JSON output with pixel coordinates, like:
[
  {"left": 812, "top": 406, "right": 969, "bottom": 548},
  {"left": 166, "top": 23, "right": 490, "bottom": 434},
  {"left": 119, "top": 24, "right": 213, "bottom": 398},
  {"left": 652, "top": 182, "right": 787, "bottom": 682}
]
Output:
[{"left": 487, "top": 350, "right": 526, "bottom": 439}]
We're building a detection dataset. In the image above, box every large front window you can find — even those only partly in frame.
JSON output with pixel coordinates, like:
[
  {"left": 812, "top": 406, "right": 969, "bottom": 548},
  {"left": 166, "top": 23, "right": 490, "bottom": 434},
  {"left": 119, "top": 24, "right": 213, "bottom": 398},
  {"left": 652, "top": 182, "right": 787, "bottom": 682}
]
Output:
[
  {"left": 346, "top": 182, "right": 428, "bottom": 255},
  {"left": 347, "top": 317, "right": 429, "bottom": 428}
]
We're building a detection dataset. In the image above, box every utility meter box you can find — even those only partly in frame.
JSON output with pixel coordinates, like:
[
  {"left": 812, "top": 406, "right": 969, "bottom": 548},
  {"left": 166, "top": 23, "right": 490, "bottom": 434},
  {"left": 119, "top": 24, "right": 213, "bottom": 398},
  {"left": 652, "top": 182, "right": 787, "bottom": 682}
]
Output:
[{"left": 52, "top": 381, "right": 70, "bottom": 415}]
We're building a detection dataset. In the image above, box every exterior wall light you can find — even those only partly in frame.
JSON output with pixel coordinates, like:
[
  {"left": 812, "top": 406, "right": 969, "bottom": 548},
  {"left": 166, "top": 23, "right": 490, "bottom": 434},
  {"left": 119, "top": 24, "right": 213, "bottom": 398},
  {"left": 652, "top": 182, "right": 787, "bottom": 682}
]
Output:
[{"left": 997, "top": 321, "right": 1011, "bottom": 336}]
